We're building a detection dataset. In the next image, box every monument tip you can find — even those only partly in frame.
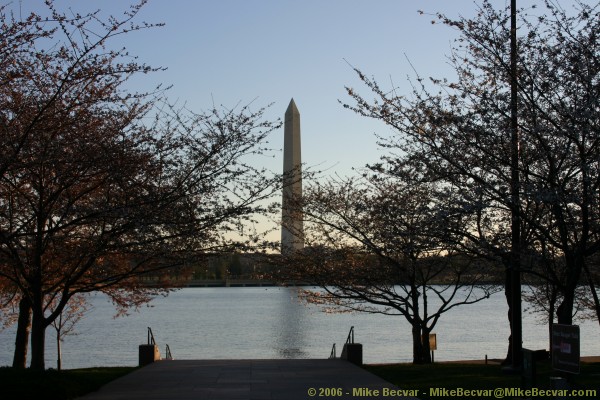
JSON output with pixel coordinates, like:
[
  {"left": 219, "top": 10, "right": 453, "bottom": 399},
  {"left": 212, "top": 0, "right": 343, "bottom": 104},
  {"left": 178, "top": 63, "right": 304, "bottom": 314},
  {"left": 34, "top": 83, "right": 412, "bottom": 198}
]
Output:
[{"left": 286, "top": 98, "right": 299, "bottom": 116}]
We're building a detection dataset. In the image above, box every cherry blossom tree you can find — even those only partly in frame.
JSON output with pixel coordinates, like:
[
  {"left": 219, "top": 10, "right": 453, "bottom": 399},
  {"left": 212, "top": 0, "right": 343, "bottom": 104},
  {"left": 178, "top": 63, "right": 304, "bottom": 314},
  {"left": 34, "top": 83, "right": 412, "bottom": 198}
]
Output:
[
  {"left": 0, "top": 0, "right": 281, "bottom": 370},
  {"left": 341, "top": 0, "right": 600, "bottom": 362},
  {"left": 279, "top": 172, "right": 499, "bottom": 364}
]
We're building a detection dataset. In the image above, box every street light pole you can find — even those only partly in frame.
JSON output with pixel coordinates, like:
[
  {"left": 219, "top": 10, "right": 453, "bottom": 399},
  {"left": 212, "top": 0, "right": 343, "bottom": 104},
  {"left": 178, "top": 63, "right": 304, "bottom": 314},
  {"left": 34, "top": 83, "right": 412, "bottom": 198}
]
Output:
[{"left": 509, "top": 0, "right": 523, "bottom": 371}]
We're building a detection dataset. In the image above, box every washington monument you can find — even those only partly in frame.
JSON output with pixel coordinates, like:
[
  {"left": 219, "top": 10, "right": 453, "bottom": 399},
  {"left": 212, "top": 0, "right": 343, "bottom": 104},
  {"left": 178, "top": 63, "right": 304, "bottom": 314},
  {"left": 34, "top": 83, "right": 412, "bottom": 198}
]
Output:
[{"left": 281, "top": 99, "right": 304, "bottom": 255}]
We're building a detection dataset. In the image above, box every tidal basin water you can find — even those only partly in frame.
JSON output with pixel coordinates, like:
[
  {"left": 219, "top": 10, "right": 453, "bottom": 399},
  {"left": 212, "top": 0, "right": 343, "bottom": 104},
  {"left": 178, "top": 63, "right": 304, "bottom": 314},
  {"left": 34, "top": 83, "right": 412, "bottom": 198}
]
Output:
[{"left": 1, "top": 287, "right": 599, "bottom": 369}]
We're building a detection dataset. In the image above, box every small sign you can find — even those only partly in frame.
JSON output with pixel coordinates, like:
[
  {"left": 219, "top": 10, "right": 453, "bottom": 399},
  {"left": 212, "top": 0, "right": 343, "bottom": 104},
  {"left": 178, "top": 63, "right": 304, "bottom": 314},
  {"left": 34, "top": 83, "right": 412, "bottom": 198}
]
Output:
[
  {"left": 429, "top": 333, "right": 437, "bottom": 351},
  {"left": 551, "top": 324, "right": 580, "bottom": 374}
]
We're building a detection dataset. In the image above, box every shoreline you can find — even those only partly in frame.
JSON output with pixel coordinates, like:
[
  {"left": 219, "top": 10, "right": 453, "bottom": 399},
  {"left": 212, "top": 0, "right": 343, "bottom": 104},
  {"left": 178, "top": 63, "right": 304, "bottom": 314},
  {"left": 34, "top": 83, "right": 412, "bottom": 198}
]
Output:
[{"left": 368, "top": 355, "right": 600, "bottom": 366}]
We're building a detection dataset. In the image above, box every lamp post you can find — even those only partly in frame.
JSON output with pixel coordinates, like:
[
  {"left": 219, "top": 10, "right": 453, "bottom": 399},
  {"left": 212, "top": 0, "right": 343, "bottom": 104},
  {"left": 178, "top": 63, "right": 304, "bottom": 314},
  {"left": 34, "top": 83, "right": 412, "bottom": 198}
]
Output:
[{"left": 509, "top": 0, "right": 523, "bottom": 372}]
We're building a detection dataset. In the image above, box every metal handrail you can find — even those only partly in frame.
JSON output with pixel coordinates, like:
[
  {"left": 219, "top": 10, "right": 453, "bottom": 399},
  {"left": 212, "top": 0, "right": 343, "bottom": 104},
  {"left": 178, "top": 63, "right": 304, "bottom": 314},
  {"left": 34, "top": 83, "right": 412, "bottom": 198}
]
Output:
[
  {"left": 165, "top": 344, "right": 173, "bottom": 360},
  {"left": 346, "top": 326, "right": 354, "bottom": 344},
  {"left": 329, "top": 343, "right": 336, "bottom": 359},
  {"left": 148, "top": 327, "right": 156, "bottom": 345}
]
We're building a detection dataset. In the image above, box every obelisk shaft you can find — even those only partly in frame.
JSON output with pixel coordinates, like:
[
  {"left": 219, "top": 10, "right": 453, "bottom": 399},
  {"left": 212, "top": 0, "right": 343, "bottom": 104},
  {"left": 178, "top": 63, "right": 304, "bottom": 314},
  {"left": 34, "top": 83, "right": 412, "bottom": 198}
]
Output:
[{"left": 281, "top": 99, "right": 304, "bottom": 255}]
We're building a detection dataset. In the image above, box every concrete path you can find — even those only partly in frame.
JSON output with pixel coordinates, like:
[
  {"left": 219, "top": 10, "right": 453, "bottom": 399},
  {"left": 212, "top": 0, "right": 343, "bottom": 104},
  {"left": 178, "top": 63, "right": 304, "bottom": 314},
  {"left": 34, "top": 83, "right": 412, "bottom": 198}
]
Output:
[{"left": 79, "top": 359, "right": 419, "bottom": 400}]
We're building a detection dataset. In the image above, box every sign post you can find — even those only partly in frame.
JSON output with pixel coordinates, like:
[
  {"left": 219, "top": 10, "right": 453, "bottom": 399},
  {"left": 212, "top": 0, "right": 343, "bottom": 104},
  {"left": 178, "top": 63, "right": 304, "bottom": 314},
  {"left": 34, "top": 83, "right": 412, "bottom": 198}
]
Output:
[{"left": 522, "top": 349, "right": 536, "bottom": 387}]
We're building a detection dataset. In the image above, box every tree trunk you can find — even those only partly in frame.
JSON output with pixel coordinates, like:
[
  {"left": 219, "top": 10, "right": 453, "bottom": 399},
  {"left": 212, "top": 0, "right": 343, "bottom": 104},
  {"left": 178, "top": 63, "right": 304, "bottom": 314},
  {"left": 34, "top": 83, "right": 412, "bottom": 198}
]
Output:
[
  {"left": 411, "top": 323, "right": 424, "bottom": 364},
  {"left": 29, "top": 303, "right": 47, "bottom": 370},
  {"left": 583, "top": 262, "right": 600, "bottom": 326},
  {"left": 12, "top": 297, "right": 32, "bottom": 369},
  {"left": 410, "top": 323, "right": 433, "bottom": 364},
  {"left": 548, "top": 287, "right": 556, "bottom": 355},
  {"left": 56, "top": 331, "right": 62, "bottom": 371},
  {"left": 420, "top": 283, "right": 432, "bottom": 364},
  {"left": 421, "top": 328, "right": 432, "bottom": 364},
  {"left": 556, "top": 254, "right": 583, "bottom": 326},
  {"left": 556, "top": 290, "right": 575, "bottom": 325},
  {"left": 502, "top": 266, "right": 513, "bottom": 366},
  {"left": 587, "top": 282, "right": 600, "bottom": 326}
]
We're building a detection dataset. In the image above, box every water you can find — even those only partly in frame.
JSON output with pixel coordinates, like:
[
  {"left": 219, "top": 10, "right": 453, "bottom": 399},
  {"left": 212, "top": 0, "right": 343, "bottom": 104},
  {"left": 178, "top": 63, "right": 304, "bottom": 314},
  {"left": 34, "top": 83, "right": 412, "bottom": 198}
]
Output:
[{"left": 1, "top": 287, "right": 599, "bottom": 369}]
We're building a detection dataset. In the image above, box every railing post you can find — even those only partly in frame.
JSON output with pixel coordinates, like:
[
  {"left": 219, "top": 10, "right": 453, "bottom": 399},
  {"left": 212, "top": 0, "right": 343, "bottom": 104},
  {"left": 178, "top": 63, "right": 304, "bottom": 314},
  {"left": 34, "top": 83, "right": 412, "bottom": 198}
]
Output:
[
  {"left": 346, "top": 326, "right": 354, "bottom": 344},
  {"left": 342, "top": 326, "right": 362, "bottom": 366},
  {"left": 140, "top": 327, "right": 160, "bottom": 366},
  {"left": 147, "top": 327, "right": 156, "bottom": 345}
]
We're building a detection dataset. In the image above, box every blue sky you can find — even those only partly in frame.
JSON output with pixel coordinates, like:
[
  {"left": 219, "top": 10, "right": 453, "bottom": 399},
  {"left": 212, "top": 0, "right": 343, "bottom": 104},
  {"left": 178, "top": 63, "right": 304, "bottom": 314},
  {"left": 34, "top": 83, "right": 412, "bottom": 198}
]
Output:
[
  {"left": 10, "top": 0, "right": 573, "bottom": 239},
  {"left": 17, "top": 0, "right": 533, "bottom": 175},
  {"left": 128, "top": 0, "right": 553, "bottom": 176},
  {"left": 11, "top": 0, "right": 572, "bottom": 241},
  {"left": 139, "top": 0, "right": 478, "bottom": 175},
  {"left": 17, "top": 0, "right": 567, "bottom": 175},
  {"left": 12, "top": 0, "right": 573, "bottom": 240}
]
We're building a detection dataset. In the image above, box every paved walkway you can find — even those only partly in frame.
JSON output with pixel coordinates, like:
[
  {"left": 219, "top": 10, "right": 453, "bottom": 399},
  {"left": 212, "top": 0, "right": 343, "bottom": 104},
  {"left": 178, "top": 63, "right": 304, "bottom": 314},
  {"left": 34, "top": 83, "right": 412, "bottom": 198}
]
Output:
[{"left": 79, "top": 359, "right": 419, "bottom": 400}]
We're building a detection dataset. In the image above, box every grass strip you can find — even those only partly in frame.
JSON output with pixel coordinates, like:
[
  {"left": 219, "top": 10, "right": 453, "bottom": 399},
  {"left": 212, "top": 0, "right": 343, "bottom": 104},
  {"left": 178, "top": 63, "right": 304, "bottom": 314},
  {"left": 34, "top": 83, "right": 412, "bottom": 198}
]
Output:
[
  {"left": 365, "top": 361, "right": 600, "bottom": 400},
  {"left": 0, "top": 366, "right": 136, "bottom": 400}
]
